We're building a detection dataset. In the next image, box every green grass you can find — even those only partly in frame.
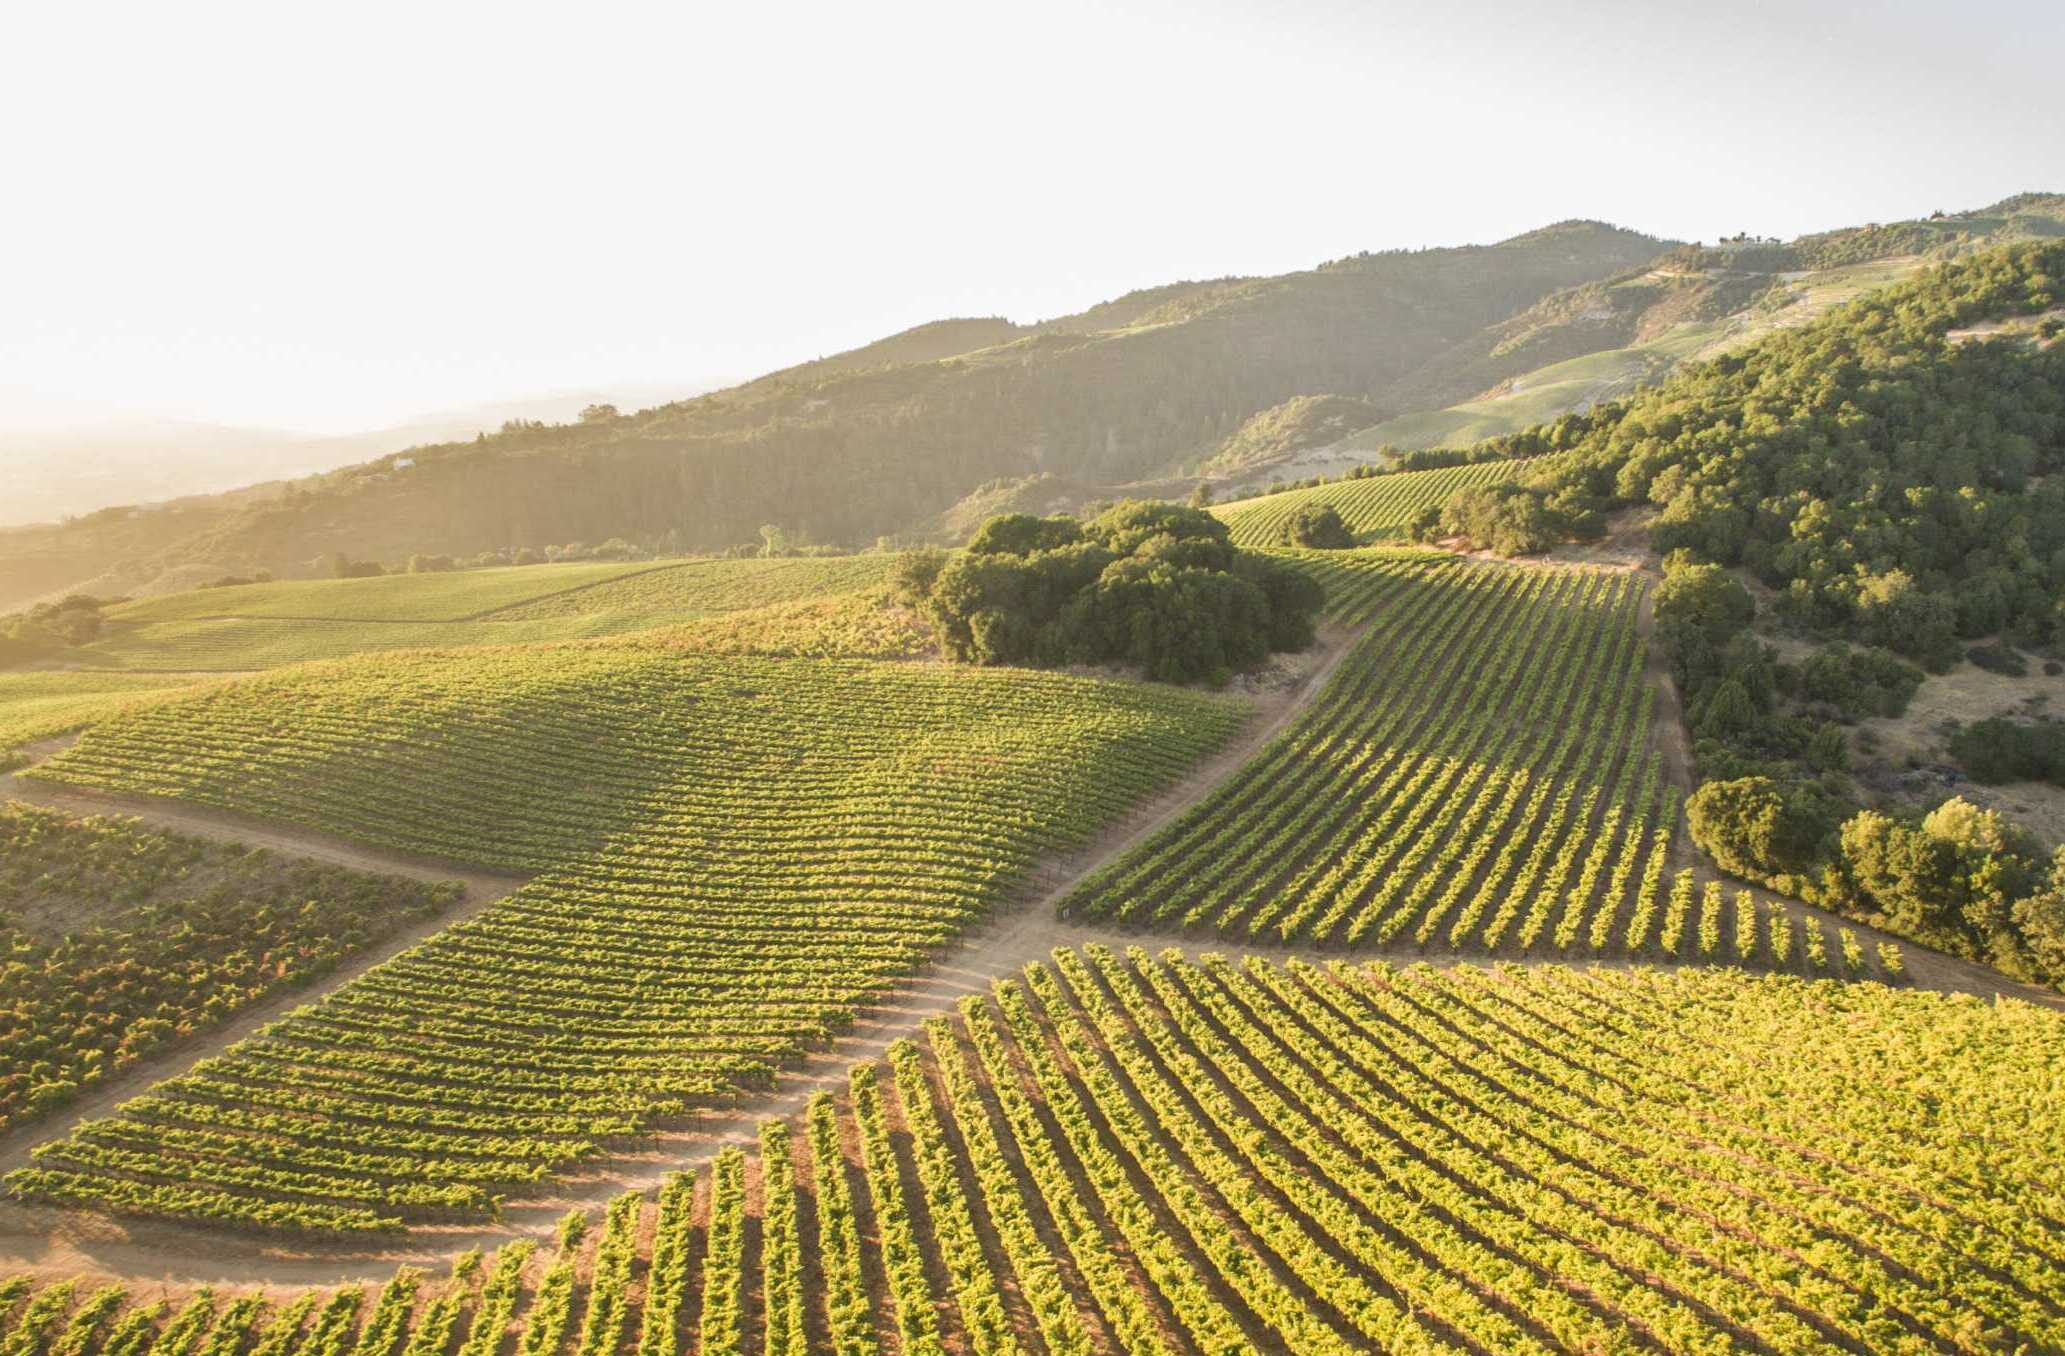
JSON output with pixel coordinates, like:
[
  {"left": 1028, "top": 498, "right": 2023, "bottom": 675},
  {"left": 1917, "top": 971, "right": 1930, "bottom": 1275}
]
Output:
[
  {"left": 487, "top": 555, "right": 895, "bottom": 620},
  {"left": 11, "top": 640, "right": 1245, "bottom": 1231},
  {"left": 73, "top": 615, "right": 632, "bottom": 672},
  {"left": 7, "top": 959, "right": 2061, "bottom": 1348}
]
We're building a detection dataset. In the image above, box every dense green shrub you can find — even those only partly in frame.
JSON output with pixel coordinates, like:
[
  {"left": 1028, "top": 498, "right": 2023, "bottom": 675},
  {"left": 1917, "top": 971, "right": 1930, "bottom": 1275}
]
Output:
[
  {"left": 1686, "top": 776, "right": 1838, "bottom": 881},
  {"left": 1966, "top": 643, "right": 2029, "bottom": 676},
  {"left": 1949, "top": 716, "right": 2065, "bottom": 784},
  {"left": 1785, "top": 644, "right": 1925, "bottom": 720},
  {"left": 1277, "top": 503, "right": 1355, "bottom": 549},
  {"left": 911, "top": 502, "right": 1322, "bottom": 683}
]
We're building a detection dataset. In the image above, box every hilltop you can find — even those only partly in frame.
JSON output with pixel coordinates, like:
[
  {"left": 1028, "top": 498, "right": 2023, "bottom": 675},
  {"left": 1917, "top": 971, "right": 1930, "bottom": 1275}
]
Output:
[
  {"left": 4, "top": 196, "right": 2059, "bottom": 618},
  {"left": 1, "top": 221, "right": 1665, "bottom": 610}
]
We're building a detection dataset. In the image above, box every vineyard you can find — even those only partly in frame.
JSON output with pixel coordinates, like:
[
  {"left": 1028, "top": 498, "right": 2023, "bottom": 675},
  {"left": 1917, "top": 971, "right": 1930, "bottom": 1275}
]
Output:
[
  {"left": 6, "top": 649, "right": 1244, "bottom": 1232},
  {"left": 1065, "top": 555, "right": 1897, "bottom": 975},
  {"left": 0, "top": 673, "right": 216, "bottom": 766},
  {"left": 482, "top": 555, "right": 894, "bottom": 621},
  {"left": 1211, "top": 459, "right": 1527, "bottom": 546},
  {"left": 7, "top": 955, "right": 2058, "bottom": 1353},
  {"left": 0, "top": 803, "right": 460, "bottom": 1134},
  {"left": 74, "top": 557, "right": 909, "bottom": 673}
]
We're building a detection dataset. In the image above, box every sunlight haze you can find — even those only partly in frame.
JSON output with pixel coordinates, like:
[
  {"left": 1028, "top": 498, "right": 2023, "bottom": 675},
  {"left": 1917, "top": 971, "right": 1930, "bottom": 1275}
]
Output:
[{"left": 4, "top": 0, "right": 2060, "bottom": 434}]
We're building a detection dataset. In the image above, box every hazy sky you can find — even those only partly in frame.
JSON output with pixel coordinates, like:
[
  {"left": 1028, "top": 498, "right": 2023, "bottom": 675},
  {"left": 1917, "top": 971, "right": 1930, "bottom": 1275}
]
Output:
[{"left": 4, "top": 0, "right": 2059, "bottom": 434}]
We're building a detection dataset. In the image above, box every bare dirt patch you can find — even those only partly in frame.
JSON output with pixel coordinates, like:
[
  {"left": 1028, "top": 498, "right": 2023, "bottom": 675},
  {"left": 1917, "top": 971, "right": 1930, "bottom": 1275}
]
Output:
[{"left": 1840, "top": 654, "right": 2065, "bottom": 848}]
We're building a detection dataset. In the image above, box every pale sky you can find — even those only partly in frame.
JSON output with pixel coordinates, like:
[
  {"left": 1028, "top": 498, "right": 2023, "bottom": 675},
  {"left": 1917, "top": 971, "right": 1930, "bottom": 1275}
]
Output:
[{"left": 3, "top": 0, "right": 2060, "bottom": 434}]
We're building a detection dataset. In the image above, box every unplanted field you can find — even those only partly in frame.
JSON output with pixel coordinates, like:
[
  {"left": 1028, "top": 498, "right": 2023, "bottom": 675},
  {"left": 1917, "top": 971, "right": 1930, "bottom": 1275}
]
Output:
[{"left": 5, "top": 956, "right": 2060, "bottom": 1353}]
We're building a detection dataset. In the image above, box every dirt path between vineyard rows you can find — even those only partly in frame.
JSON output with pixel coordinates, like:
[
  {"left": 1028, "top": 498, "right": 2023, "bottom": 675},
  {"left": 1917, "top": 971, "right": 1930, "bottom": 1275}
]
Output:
[
  {"left": 0, "top": 627, "right": 1358, "bottom": 1288},
  {"left": 0, "top": 741, "right": 532, "bottom": 1199},
  {"left": 0, "top": 611, "right": 2057, "bottom": 1294}
]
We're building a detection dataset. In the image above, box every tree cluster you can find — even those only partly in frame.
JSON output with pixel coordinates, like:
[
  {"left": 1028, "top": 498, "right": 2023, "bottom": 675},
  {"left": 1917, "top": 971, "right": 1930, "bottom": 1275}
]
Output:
[
  {"left": 0, "top": 595, "right": 111, "bottom": 668},
  {"left": 1949, "top": 717, "right": 2065, "bottom": 786},
  {"left": 1504, "top": 242, "right": 2065, "bottom": 667},
  {"left": 1407, "top": 482, "right": 1581, "bottom": 555},
  {"left": 1276, "top": 503, "right": 1355, "bottom": 549},
  {"left": 1690, "top": 780, "right": 2065, "bottom": 987},
  {"left": 899, "top": 502, "right": 1323, "bottom": 683}
]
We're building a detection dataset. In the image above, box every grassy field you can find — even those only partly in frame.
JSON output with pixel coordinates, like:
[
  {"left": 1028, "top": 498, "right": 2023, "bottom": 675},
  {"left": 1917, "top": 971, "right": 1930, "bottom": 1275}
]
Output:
[
  {"left": 1212, "top": 460, "right": 1528, "bottom": 545},
  {"left": 9, "top": 644, "right": 1245, "bottom": 1231},
  {"left": 109, "top": 560, "right": 668, "bottom": 625},
  {"left": 6, "top": 956, "right": 2058, "bottom": 1351}
]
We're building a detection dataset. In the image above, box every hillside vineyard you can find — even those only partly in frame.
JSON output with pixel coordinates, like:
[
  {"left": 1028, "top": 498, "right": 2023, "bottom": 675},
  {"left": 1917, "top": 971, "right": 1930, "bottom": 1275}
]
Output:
[
  {"left": 1070, "top": 557, "right": 1902, "bottom": 972},
  {"left": 7, "top": 654, "right": 1242, "bottom": 1230},
  {"left": 4, "top": 957, "right": 2058, "bottom": 1354},
  {"left": 1213, "top": 459, "right": 1526, "bottom": 546}
]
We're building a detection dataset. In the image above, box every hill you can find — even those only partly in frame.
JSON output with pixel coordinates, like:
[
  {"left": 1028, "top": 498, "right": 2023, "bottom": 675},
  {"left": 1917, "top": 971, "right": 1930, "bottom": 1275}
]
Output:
[
  {"left": 1308, "top": 194, "right": 2065, "bottom": 471},
  {"left": 6, "top": 640, "right": 1242, "bottom": 1229},
  {"left": 0, "top": 221, "right": 1667, "bottom": 611}
]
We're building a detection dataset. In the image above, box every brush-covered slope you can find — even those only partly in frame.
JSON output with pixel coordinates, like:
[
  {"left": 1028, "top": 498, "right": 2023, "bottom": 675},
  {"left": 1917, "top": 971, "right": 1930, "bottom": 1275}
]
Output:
[{"left": 1324, "top": 193, "right": 2065, "bottom": 463}]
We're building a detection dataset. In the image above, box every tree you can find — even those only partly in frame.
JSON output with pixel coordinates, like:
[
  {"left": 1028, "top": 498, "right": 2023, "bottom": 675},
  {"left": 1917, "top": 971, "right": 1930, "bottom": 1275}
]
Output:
[
  {"left": 1187, "top": 481, "right": 1215, "bottom": 508},
  {"left": 580, "top": 403, "right": 619, "bottom": 423},
  {"left": 1687, "top": 776, "right": 1835, "bottom": 882},
  {"left": 890, "top": 548, "right": 947, "bottom": 606},
  {"left": 1654, "top": 561, "right": 1754, "bottom": 686},
  {"left": 1437, "top": 484, "right": 1565, "bottom": 555},
  {"left": 1278, "top": 503, "right": 1354, "bottom": 550},
  {"left": 919, "top": 501, "right": 1321, "bottom": 683}
]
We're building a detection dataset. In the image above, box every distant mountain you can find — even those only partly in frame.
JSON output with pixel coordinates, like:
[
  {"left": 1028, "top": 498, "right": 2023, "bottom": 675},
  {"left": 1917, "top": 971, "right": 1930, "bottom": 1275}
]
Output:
[
  {"left": 0, "top": 222, "right": 1668, "bottom": 608},
  {"left": 5, "top": 197, "right": 2057, "bottom": 613},
  {"left": 1305, "top": 193, "right": 2065, "bottom": 475},
  {"left": 0, "top": 382, "right": 717, "bottom": 530}
]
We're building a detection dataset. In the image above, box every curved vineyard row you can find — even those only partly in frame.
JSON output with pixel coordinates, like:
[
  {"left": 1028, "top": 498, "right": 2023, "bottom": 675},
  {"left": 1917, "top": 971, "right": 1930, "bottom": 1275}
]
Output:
[
  {"left": 7, "top": 650, "right": 1244, "bottom": 1233},
  {"left": 8, "top": 955, "right": 2059, "bottom": 1353},
  {"left": 1212, "top": 459, "right": 1526, "bottom": 546},
  {"left": 1065, "top": 558, "right": 1892, "bottom": 975},
  {"left": 1066, "top": 560, "right": 1682, "bottom": 953}
]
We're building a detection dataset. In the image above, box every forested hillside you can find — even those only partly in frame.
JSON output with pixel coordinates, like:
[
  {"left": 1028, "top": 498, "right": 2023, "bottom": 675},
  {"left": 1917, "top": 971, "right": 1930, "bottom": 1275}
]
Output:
[{"left": 0, "top": 222, "right": 1664, "bottom": 610}]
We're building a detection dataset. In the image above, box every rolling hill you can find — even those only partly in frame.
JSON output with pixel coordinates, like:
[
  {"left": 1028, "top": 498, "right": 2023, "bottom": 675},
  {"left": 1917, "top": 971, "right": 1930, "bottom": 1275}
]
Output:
[{"left": 0, "top": 221, "right": 1668, "bottom": 611}]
